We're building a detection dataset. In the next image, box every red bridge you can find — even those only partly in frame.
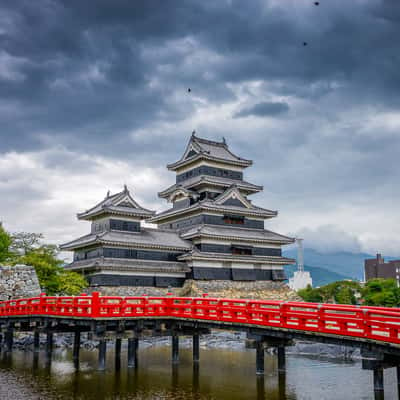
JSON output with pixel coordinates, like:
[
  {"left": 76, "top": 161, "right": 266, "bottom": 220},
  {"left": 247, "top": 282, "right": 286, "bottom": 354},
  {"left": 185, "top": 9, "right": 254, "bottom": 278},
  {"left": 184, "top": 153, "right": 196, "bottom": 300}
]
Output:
[{"left": 1, "top": 293, "right": 400, "bottom": 397}]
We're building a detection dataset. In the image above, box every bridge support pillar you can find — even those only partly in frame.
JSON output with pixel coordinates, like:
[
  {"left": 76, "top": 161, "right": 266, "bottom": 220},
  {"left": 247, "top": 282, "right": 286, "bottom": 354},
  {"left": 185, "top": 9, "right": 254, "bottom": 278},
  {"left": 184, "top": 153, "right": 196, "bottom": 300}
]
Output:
[
  {"left": 98, "top": 338, "right": 107, "bottom": 371},
  {"left": 397, "top": 365, "right": 400, "bottom": 395},
  {"left": 46, "top": 331, "right": 53, "bottom": 355},
  {"left": 73, "top": 330, "right": 81, "bottom": 364},
  {"left": 373, "top": 368, "right": 384, "bottom": 392},
  {"left": 172, "top": 333, "right": 179, "bottom": 363},
  {"left": 255, "top": 341, "right": 265, "bottom": 375},
  {"left": 277, "top": 346, "right": 286, "bottom": 372},
  {"left": 193, "top": 334, "right": 200, "bottom": 363},
  {"left": 0, "top": 332, "right": 3, "bottom": 351},
  {"left": 128, "top": 337, "right": 139, "bottom": 368},
  {"left": 5, "top": 324, "right": 14, "bottom": 352},
  {"left": 115, "top": 338, "right": 122, "bottom": 370},
  {"left": 34, "top": 330, "right": 40, "bottom": 352}
]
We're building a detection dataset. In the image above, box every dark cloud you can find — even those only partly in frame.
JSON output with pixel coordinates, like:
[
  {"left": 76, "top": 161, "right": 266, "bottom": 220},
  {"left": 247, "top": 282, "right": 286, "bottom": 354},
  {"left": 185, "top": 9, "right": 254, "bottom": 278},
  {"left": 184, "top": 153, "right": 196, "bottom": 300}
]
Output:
[
  {"left": 1, "top": 0, "right": 400, "bottom": 254},
  {"left": 233, "top": 101, "right": 290, "bottom": 118},
  {"left": 0, "top": 0, "right": 399, "bottom": 156}
]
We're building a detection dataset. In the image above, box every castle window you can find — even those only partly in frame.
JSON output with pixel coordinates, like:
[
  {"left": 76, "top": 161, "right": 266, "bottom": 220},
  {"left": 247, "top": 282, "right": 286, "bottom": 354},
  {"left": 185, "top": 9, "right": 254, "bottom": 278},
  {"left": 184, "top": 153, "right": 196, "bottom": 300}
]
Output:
[
  {"left": 232, "top": 245, "right": 252, "bottom": 255},
  {"left": 223, "top": 214, "right": 245, "bottom": 225}
]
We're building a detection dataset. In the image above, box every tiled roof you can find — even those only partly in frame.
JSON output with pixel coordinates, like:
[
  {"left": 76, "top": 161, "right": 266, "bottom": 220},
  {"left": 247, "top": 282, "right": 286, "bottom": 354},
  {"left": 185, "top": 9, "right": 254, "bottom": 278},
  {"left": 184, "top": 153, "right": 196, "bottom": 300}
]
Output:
[
  {"left": 149, "top": 198, "right": 277, "bottom": 222},
  {"left": 167, "top": 134, "right": 252, "bottom": 170},
  {"left": 63, "top": 258, "right": 190, "bottom": 273},
  {"left": 158, "top": 175, "right": 263, "bottom": 198},
  {"left": 180, "top": 225, "right": 295, "bottom": 244},
  {"left": 77, "top": 186, "right": 155, "bottom": 220},
  {"left": 60, "top": 228, "right": 192, "bottom": 251},
  {"left": 178, "top": 249, "right": 295, "bottom": 265}
]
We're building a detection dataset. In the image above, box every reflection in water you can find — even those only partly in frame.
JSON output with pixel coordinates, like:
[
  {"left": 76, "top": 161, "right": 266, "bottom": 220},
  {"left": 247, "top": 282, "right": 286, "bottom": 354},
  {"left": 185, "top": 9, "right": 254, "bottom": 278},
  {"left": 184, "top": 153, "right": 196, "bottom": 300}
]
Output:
[{"left": 0, "top": 346, "right": 398, "bottom": 399}]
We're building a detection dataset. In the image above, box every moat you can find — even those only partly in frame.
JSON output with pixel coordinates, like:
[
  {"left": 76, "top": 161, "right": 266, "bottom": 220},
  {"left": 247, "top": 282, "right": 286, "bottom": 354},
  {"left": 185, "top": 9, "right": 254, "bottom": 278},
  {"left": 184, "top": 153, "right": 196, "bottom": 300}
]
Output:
[{"left": 0, "top": 345, "right": 398, "bottom": 400}]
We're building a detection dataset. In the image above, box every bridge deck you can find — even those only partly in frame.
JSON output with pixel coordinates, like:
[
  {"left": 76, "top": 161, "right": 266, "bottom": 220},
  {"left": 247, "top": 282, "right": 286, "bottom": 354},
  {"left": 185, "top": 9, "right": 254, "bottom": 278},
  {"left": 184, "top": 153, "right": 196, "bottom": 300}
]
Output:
[{"left": 1, "top": 292, "right": 400, "bottom": 351}]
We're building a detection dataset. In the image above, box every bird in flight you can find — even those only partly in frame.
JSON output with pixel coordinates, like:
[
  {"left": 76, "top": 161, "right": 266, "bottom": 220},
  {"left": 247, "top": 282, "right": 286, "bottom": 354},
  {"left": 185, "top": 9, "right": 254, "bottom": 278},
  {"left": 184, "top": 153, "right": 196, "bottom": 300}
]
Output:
[
  {"left": 188, "top": 88, "right": 191, "bottom": 93},
  {"left": 314, "top": 1, "right": 319, "bottom": 5}
]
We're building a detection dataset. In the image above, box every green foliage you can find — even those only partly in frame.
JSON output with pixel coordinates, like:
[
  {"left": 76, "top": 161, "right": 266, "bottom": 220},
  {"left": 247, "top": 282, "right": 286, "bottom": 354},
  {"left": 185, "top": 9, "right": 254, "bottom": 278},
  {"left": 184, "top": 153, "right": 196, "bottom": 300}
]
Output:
[
  {"left": 297, "top": 285, "right": 323, "bottom": 302},
  {"left": 297, "top": 278, "right": 400, "bottom": 307},
  {"left": 57, "top": 271, "right": 88, "bottom": 296},
  {"left": 297, "top": 280, "right": 361, "bottom": 305},
  {"left": 3, "top": 229, "right": 87, "bottom": 295},
  {"left": 0, "top": 225, "right": 12, "bottom": 263},
  {"left": 362, "top": 279, "right": 400, "bottom": 307}
]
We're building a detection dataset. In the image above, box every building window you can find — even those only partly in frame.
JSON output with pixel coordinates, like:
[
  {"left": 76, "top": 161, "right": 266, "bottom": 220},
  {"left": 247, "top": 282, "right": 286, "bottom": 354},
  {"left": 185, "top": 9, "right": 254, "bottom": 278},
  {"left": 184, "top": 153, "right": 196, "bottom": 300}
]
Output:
[
  {"left": 232, "top": 246, "right": 252, "bottom": 255},
  {"left": 223, "top": 215, "right": 245, "bottom": 225}
]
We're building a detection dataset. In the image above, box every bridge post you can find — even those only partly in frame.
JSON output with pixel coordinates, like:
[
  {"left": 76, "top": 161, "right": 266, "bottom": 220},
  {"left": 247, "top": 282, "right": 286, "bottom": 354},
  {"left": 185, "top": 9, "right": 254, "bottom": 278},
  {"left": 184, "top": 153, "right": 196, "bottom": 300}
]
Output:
[
  {"left": 98, "top": 338, "right": 107, "bottom": 371},
  {"left": 128, "top": 336, "right": 139, "bottom": 368},
  {"left": 397, "top": 365, "right": 400, "bottom": 396},
  {"left": 115, "top": 337, "right": 122, "bottom": 370},
  {"left": 46, "top": 331, "right": 53, "bottom": 355},
  {"left": 172, "top": 332, "right": 179, "bottom": 364},
  {"left": 0, "top": 332, "right": 2, "bottom": 352},
  {"left": 193, "top": 334, "right": 200, "bottom": 363},
  {"left": 255, "top": 341, "right": 265, "bottom": 375},
  {"left": 373, "top": 367, "right": 384, "bottom": 393},
  {"left": 5, "top": 324, "right": 14, "bottom": 352},
  {"left": 277, "top": 346, "right": 286, "bottom": 372},
  {"left": 73, "top": 330, "right": 81, "bottom": 364},
  {"left": 33, "top": 329, "right": 40, "bottom": 352}
]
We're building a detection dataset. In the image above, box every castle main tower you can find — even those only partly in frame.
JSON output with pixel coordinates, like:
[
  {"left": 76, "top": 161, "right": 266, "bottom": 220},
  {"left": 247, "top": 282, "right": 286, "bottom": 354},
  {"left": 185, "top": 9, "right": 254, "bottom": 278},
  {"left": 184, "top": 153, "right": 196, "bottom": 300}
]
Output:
[{"left": 149, "top": 133, "right": 295, "bottom": 281}]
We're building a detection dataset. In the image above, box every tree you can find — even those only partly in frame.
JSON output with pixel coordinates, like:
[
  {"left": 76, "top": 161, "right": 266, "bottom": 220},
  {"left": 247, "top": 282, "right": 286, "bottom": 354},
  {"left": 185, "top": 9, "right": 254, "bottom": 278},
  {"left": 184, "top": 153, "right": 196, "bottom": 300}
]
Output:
[
  {"left": 9, "top": 232, "right": 88, "bottom": 295},
  {"left": 0, "top": 225, "right": 12, "bottom": 264},
  {"left": 297, "top": 280, "right": 361, "bottom": 305},
  {"left": 297, "top": 285, "right": 323, "bottom": 303},
  {"left": 362, "top": 279, "right": 400, "bottom": 307},
  {"left": 10, "top": 232, "right": 43, "bottom": 255},
  {"left": 57, "top": 271, "right": 88, "bottom": 295}
]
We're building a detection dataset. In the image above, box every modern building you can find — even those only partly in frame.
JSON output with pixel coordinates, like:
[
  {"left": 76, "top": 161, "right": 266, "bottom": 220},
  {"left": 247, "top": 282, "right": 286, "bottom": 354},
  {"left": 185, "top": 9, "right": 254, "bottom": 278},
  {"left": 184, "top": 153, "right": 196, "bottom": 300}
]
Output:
[
  {"left": 61, "top": 134, "right": 296, "bottom": 291},
  {"left": 364, "top": 254, "right": 400, "bottom": 284}
]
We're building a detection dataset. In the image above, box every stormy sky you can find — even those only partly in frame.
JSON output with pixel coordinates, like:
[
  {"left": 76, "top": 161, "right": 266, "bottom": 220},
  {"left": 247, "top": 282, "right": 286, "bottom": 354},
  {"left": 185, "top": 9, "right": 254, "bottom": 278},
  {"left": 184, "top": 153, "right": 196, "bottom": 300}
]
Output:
[{"left": 0, "top": 0, "right": 399, "bottom": 257}]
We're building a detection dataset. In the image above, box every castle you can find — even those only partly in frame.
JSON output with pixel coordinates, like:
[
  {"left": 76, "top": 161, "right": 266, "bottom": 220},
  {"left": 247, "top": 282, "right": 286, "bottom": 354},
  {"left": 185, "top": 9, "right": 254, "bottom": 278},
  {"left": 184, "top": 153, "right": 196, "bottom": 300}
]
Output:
[{"left": 61, "top": 134, "right": 296, "bottom": 296}]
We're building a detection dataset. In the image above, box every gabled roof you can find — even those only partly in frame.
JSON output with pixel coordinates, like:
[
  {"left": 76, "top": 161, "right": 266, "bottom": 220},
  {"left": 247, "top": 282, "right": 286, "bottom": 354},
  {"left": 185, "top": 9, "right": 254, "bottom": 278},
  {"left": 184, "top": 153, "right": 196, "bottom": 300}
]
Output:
[
  {"left": 167, "top": 134, "right": 252, "bottom": 170},
  {"left": 158, "top": 176, "right": 263, "bottom": 198},
  {"left": 60, "top": 228, "right": 192, "bottom": 251},
  {"left": 180, "top": 225, "right": 295, "bottom": 245},
  {"left": 213, "top": 185, "right": 253, "bottom": 208},
  {"left": 77, "top": 185, "right": 155, "bottom": 220},
  {"left": 148, "top": 198, "right": 277, "bottom": 223}
]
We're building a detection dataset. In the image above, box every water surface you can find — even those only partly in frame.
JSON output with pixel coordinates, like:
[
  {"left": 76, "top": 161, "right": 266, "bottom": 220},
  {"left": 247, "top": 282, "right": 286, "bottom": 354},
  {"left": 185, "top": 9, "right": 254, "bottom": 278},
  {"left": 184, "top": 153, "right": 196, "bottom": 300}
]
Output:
[{"left": 0, "top": 346, "right": 398, "bottom": 400}]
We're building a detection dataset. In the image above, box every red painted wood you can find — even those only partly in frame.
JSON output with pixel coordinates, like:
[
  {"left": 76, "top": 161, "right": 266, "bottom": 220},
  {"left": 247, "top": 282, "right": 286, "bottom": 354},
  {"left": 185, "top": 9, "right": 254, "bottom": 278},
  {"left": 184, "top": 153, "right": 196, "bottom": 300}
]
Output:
[{"left": 1, "top": 294, "right": 400, "bottom": 344}]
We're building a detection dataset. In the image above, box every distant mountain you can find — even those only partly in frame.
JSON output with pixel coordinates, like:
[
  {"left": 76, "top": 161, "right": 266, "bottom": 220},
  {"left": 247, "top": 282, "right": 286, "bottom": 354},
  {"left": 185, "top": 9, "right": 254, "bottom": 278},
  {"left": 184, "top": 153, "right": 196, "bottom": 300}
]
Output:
[
  {"left": 283, "top": 248, "right": 399, "bottom": 281},
  {"left": 284, "top": 265, "right": 351, "bottom": 287}
]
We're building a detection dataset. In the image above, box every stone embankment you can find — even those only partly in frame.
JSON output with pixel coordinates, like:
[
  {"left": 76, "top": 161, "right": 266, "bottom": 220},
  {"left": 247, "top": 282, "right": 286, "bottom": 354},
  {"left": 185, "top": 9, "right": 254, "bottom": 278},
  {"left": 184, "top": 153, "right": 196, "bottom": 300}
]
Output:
[
  {"left": 89, "top": 280, "right": 301, "bottom": 301},
  {"left": 0, "top": 265, "right": 41, "bottom": 301},
  {"left": 180, "top": 279, "right": 302, "bottom": 301}
]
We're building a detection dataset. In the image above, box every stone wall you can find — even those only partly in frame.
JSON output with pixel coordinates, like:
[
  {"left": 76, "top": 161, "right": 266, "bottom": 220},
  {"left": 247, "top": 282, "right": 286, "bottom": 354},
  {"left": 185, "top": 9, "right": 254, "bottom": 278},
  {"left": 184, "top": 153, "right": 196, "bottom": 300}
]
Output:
[
  {"left": 88, "top": 280, "right": 301, "bottom": 301},
  {"left": 179, "top": 280, "right": 302, "bottom": 301},
  {"left": 0, "top": 265, "right": 41, "bottom": 301}
]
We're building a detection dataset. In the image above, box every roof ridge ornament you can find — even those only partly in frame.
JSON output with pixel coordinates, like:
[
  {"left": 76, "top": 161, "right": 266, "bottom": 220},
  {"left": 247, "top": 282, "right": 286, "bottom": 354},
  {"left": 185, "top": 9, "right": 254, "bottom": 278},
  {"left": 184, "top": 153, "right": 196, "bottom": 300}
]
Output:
[{"left": 123, "top": 184, "right": 128, "bottom": 193}]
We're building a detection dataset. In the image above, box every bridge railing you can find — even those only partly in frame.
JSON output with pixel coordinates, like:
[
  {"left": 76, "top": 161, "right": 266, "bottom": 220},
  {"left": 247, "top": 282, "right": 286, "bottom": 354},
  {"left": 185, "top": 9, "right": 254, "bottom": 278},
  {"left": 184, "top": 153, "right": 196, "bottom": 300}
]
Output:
[{"left": 1, "top": 294, "right": 400, "bottom": 344}]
